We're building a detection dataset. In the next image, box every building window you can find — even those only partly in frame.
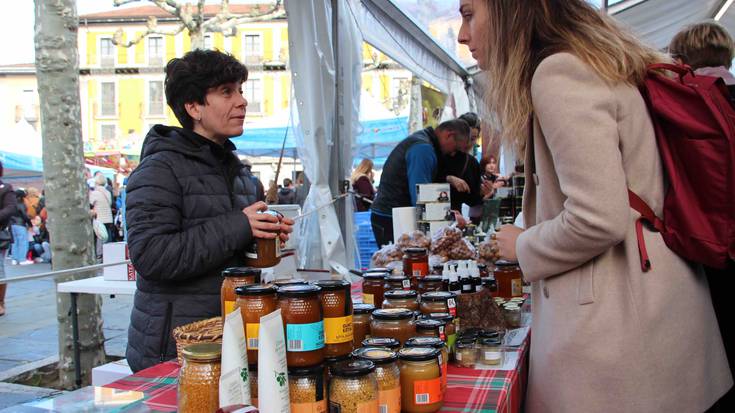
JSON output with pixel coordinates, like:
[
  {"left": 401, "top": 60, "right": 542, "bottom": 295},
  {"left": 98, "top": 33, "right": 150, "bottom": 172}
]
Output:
[
  {"left": 100, "top": 82, "right": 116, "bottom": 116},
  {"left": 242, "top": 34, "right": 262, "bottom": 64},
  {"left": 22, "top": 89, "right": 38, "bottom": 122},
  {"left": 204, "top": 35, "right": 213, "bottom": 50},
  {"left": 148, "top": 36, "right": 164, "bottom": 65},
  {"left": 100, "top": 124, "right": 116, "bottom": 142},
  {"left": 148, "top": 80, "right": 164, "bottom": 116},
  {"left": 244, "top": 79, "right": 262, "bottom": 113},
  {"left": 100, "top": 37, "right": 115, "bottom": 67}
]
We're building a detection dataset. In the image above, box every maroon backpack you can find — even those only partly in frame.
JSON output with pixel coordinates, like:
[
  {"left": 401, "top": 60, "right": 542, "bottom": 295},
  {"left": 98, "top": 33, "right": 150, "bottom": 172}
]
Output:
[{"left": 631, "top": 63, "right": 735, "bottom": 271}]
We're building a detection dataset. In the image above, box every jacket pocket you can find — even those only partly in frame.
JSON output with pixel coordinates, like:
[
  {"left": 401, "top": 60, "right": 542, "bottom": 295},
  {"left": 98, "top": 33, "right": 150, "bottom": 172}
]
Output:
[
  {"left": 576, "top": 259, "right": 595, "bottom": 305},
  {"left": 159, "top": 302, "right": 173, "bottom": 362}
]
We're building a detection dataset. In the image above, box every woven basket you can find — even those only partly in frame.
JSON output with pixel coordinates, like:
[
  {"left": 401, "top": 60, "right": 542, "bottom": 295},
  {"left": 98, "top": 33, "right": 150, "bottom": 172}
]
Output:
[{"left": 172, "top": 317, "right": 223, "bottom": 364}]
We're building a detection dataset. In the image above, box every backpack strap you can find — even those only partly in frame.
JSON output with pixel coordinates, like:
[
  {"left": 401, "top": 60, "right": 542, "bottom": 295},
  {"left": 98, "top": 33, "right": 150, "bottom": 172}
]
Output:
[{"left": 628, "top": 190, "right": 665, "bottom": 272}]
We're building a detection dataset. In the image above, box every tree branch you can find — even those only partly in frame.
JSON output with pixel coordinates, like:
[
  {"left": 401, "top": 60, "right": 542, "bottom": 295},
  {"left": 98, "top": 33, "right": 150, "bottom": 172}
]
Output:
[
  {"left": 112, "top": 19, "right": 186, "bottom": 48},
  {"left": 203, "top": 1, "right": 284, "bottom": 34},
  {"left": 113, "top": 0, "right": 142, "bottom": 5}
]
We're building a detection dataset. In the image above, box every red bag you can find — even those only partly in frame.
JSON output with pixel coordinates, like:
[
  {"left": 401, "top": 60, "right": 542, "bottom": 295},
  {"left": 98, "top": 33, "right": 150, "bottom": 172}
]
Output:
[{"left": 631, "top": 63, "right": 735, "bottom": 271}]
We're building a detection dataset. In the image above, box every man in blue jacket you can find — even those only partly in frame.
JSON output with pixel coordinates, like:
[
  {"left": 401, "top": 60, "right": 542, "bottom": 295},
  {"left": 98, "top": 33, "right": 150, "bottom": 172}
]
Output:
[{"left": 370, "top": 119, "right": 470, "bottom": 246}]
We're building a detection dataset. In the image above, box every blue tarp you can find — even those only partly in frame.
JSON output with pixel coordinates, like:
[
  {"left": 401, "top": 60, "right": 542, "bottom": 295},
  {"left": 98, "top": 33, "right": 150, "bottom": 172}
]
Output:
[{"left": 0, "top": 151, "right": 44, "bottom": 172}]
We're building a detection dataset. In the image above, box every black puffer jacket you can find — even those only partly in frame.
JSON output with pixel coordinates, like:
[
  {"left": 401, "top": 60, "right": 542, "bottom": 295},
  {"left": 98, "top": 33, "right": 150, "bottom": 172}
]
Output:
[{"left": 125, "top": 125, "right": 260, "bottom": 372}]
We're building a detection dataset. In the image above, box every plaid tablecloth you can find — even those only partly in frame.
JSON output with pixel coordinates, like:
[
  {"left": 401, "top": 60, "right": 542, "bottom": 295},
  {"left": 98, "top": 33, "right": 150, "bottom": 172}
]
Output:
[{"left": 103, "top": 336, "right": 529, "bottom": 413}]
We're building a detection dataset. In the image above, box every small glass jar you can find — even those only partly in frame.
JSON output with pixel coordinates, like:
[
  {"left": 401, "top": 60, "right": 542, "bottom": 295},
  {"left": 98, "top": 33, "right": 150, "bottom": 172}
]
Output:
[
  {"left": 178, "top": 343, "right": 222, "bottom": 413},
  {"left": 478, "top": 338, "right": 504, "bottom": 366},
  {"left": 385, "top": 274, "right": 412, "bottom": 291},
  {"left": 419, "top": 291, "right": 458, "bottom": 317},
  {"left": 403, "top": 247, "right": 429, "bottom": 278},
  {"left": 417, "top": 275, "right": 444, "bottom": 295},
  {"left": 244, "top": 210, "right": 282, "bottom": 268},
  {"left": 503, "top": 303, "right": 522, "bottom": 328},
  {"left": 329, "top": 360, "right": 379, "bottom": 413},
  {"left": 382, "top": 290, "right": 419, "bottom": 312},
  {"left": 353, "top": 303, "right": 375, "bottom": 348},
  {"left": 415, "top": 319, "right": 447, "bottom": 341},
  {"left": 479, "top": 330, "right": 501, "bottom": 341},
  {"left": 362, "top": 272, "right": 388, "bottom": 308},
  {"left": 315, "top": 279, "right": 354, "bottom": 358},
  {"left": 353, "top": 348, "right": 401, "bottom": 413},
  {"left": 277, "top": 284, "right": 325, "bottom": 367},
  {"left": 398, "top": 347, "right": 444, "bottom": 413},
  {"left": 370, "top": 308, "right": 416, "bottom": 346},
  {"left": 249, "top": 364, "right": 258, "bottom": 408},
  {"left": 404, "top": 337, "right": 448, "bottom": 395},
  {"left": 221, "top": 267, "right": 261, "bottom": 323},
  {"left": 235, "top": 284, "right": 278, "bottom": 363},
  {"left": 362, "top": 337, "right": 401, "bottom": 351},
  {"left": 494, "top": 260, "right": 523, "bottom": 299},
  {"left": 289, "top": 364, "right": 327, "bottom": 413},
  {"left": 454, "top": 340, "right": 476, "bottom": 368}
]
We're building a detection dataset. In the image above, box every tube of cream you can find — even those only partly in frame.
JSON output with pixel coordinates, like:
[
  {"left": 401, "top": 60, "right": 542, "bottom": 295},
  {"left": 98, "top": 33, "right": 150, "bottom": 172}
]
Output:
[
  {"left": 220, "top": 308, "right": 252, "bottom": 407},
  {"left": 257, "top": 309, "right": 290, "bottom": 413}
]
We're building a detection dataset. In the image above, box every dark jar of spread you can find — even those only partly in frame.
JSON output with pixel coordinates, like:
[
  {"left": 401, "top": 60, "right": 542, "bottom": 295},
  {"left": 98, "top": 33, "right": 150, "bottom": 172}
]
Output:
[
  {"left": 277, "top": 284, "right": 325, "bottom": 367},
  {"left": 362, "top": 272, "right": 388, "bottom": 308},
  {"left": 384, "top": 274, "right": 411, "bottom": 291},
  {"left": 314, "top": 279, "right": 354, "bottom": 358},
  {"left": 417, "top": 275, "right": 444, "bottom": 295},
  {"left": 382, "top": 289, "right": 419, "bottom": 312},
  {"left": 398, "top": 347, "right": 444, "bottom": 413},
  {"left": 415, "top": 319, "right": 447, "bottom": 341},
  {"left": 419, "top": 291, "right": 458, "bottom": 317},
  {"left": 353, "top": 303, "right": 375, "bottom": 348},
  {"left": 352, "top": 347, "right": 401, "bottom": 413},
  {"left": 494, "top": 260, "right": 523, "bottom": 299},
  {"left": 235, "top": 284, "right": 277, "bottom": 363},
  {"left": 288, "top": 364, "right": 327, "bottom": 413},
  {"left": 404, "top": 336, "right": 448, "bottom": 395},
  {"left": 362, "top": 337, "right": 401, "bottom": 350},
  {"left": 403, "top": 248, "right": 429, "bottom": 278},
  {"left": 244, "top": 210, "right": 282, "bottom": 268},
  {"left": 370, "top": 308, "right": 416, "bottom": 346},
  {"left": 221, "top": 267, "right": 261, "bottom": 322}
]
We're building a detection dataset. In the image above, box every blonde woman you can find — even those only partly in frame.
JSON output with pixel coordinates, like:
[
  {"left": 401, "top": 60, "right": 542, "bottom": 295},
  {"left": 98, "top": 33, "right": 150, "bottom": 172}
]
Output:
[
  {"left": 458, "top": 1, "right": 732, "bottom": 411},
  {"left": 351, "top": 158, "right": 375, "bottom": 212}
]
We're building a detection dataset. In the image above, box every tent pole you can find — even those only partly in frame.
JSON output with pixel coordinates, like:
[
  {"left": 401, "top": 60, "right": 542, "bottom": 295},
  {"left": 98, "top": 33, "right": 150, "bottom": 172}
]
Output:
[{"left": 331, "top": 0, "right": 349, "bottom": 265}]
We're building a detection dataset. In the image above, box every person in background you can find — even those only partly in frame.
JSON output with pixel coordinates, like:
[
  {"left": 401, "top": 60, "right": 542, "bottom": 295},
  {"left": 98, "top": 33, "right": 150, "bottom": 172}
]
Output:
[
  {"left": 240, "top": 158, "right": 265, "bottom": 202},
  {"left": 30, "top": 216, "right": 51, "bottom": 263},
  {"left": 0, "top": 161, "right": 17, "bottom": 315},
  {"left": 89, "top": 173, "right": 114, "bottom": 250},
  {"left": 23, "top": 187, "right": 41, "bottom": 220},
  {"left": 669, "top": 20, "right": 735, "bottom": 411},
  {"left": 371, "top": 119, "right": 470, "bottom": 247},
  {"left": 295, "top": 172, "right": 309, "bottom": 208},
  {"left": 277, "top": 178, "right": 297, "bottom": 204},
  {"left": 479, "top": 155, "right": 508, "bottom": 199},
  {"left": 458, "top": 0, "right": 731, "bottom": 411},
  {"left": 351, "top": 158, "right": 376, "bottom": 212},
  {"left": 9, "top": 190, "right": 32, "bottom": 265}
]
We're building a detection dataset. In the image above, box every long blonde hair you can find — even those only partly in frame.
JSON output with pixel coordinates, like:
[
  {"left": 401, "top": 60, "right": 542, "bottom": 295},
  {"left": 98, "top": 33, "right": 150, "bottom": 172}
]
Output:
[
  {"left": 350, "top": 159, "right": 374, "bottom": 184},
  {"left": 479, "top": 0, "right": 666, "bottom": 151}
]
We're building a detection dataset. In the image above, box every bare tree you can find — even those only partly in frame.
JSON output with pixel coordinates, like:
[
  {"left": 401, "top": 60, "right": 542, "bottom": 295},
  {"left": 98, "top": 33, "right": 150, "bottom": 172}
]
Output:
[
  {"left": 112, "top": 0, "right": 284, "bottom": 50},
  {"left": 34, "top": 0, "right": 106, "bottom": 389}
]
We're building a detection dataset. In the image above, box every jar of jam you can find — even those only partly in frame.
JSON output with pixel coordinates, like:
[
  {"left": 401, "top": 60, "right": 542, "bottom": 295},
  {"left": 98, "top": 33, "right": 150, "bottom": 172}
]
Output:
[
  {"left": 178, "top": 343, "right": 222, "bottom": 413},
  {"left": 362, "top": 272, "right": 387, "bottom": 308},
  {"left": 415, "top": 319, "right": 447, "bottom": 341},
  {"left": 329, "top": 360, "right": 379, "bottom": 413},
  {"left": 494, "top": 260, "right": 523, "bottom": 299},
  {"left": 385, "top": 274, "right": 411, "bottom": 291},
  {"left": 277, "top": 284, "right": 325, "bottom": 367},
  {"left": 362, "top": 337, "right": 401, "bottom": 350},
  {"left": 370, "top": 308, "right": 416, "bottom": 346},
  {"left": 353, "top": 303, "right": 375, "bottom": 348},
  {"left": 382, "top": 290, "right": 419, "bottom": 311},
  {"left": 315, "top": 279, "right": 354, "bottom": 358},
  {"left": 288, "top": 364, "right": 327, "bottom": 413},
  {"left": 244, "top": 210, "right": 282, "bottom": 268},
  {"left": 403, "top": 248, "right": 429, "bottom": 278},
  {"left": 454, "top": 340, "right": 476, "bottom": 368},
  {"left": 419, "top": 291, "right": 457, "bottom": 317},
  {"left": 398, "top": 347, "right": 443, "bottom": 413},
  {"left": 352, "top": 347, "right": 401, "bottom": 413},
  {"left": 417, "top": 275, "right": 444, "bottom": 295},
  {"left": 404, "top": 336, "right": 448, "bottom": 394},
  {"left": 221, "top": 267, "right": 261, "bottom": 323},
  {"left": 478, "top": 338, "right": 504, "bottom": 366},
  {"left": 235, "top": 284, "right": 278, "bottom": 363}
]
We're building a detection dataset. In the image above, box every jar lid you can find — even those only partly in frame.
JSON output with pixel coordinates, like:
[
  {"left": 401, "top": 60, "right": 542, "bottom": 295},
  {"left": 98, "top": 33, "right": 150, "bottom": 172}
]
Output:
[
  {"left": 277, "top": 284, "right": 321, "bottom": 297},
  {"left": 423, "top": 313, "right": 454, "bottom": 323},
  {"left": 477, "top": 263, "right": 487, "bottom": 270},
  {"left": 398, "top": 347, "right": 440, "bottom": 362},
  {"left": 273, "top": 278, "right": 308, "bottom": 287},
  {"left": 182, "top": 343, "right": 221, "bottom": 362},
  {"left": 404, "top": 337, "right": 444, "bottom": 349},
  {"left": 222, "top": 267, "right": 262, "bottom": 278},
  {"left": 330, "top": 360, "right": 376, "bottom": 377},
  {"left": 503, "top": 303, "right": 520, "bottom": 309},
  {"left": 371, "top": 308, "right": 414, "bottom": 320},
  {"left": 235, "top": 284, "right": 277, "bottom": 296},
  {"left": 353, "top": 303, "right": 375, "bottom": 314},
  {"left": 313, "top": 279, "right": 351, "bottom": 291},
  {"left": 383, "top": 289, "right": 418, "bottom": 300},
  {"left": 420, "top": 275, "right": 444, "bottom": 283},
  {"left": 480, "top": 338, "right": 503, "bottom": 346},
  {"left": 324, "top": 353, "right": 352, "bottom": 364},
  {"left": 352, "top": 347, "right": 398, "bottom": 364},
  {"left": 482, "top": 278, "right": 498, "bottom": 286},
  {"left": 415, "top": 319, "right": 445, "bottom": 331},
  {"left": 432, "top": 264, "right": 444, "bottom": 271},
  {"left": 385, "top": 274, "right": 408, "bottom": 282},
  {"left": 404, "top": 247, "right": 427, "bottom": 255},
  {"left": 364, "top": 268, "right": 390, "bottom": 274},
  {"left": 459, "top": 327, "right": 482, "bottom": 336},
  {"left": 362, "top": 337, "right": 400, "bottom": 349},
  {"left": 420, "top": 291, "right": 457, "bottom": 302},
  {"left": 363, "top": 272, "right": 388, "bottom": 280},
  {"left": 495, "top": 260, "right": 520, "bottom": 267},
  {"left": 288, "top": 364, "right": 325, "bottom": 377},
  {"left": 479, "top": 331, "right": 500, "bottom": 339},
  {"left": 455, "top": 340, "right": 475, "bottom": 349}
]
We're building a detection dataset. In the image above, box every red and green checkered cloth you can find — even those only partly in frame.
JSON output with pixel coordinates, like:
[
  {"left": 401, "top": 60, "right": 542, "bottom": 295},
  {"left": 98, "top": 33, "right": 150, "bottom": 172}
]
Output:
[{"left": 105, "top": 337, "right": 528, "bottom": 413}]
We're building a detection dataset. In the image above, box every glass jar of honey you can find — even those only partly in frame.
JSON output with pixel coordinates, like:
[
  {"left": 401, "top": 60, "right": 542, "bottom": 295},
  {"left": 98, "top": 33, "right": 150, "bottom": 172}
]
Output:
[
  {"left": 384, "top": 274, "right": 411, "bottom": 291},
  {"left": 314, "top": 279, "right": 354, "bottom": 358},
  {"left": 370, "top": 308, "right": 416, "bottom": 346},
  {"left": 277, "top": 284, "right": 324, "bottom": 367},
  {"left": 403, "top": 247, "right": 429, "bottom": 278},
  {"left": 352, "top": 347, "right": 401, "bottom": 413},
  {"left": 415, "top": 319, "right": 447, "bottom": 341},
  {"left": 178, "top": 343, "right": 222, "bottom": 413},
  {"left": 235, "top": 284, "right": 277, "bottom": 363},
  {"left": 419, "top": 291, "right": 458, "bottom": 317},
  {"left": 244, "top": 210, "right": 282, "bottom": 268},
  {"left": 493, "top": 260, "right": 523, "bottom": 299},
  {"left": 221, "top": 267, "right": 261, "bottom": 323},
  {"left": 353, "top": 303, "right": 375, "bottom": 348},
  {"left": 288, "top": 364, "right": 327, "bottom": 413},
  {"left": 404, "top": 336, "right": 448, "bottom": 395},
  {"left": 382, "top": 290, "right": 419, "bottom": 312},
  {"left": 398, "top": 347, "right": 443, "bottom": 413},
  {"left": 417, "top": 275, "right": 444, "bottom": 295},
  {"left": 423, "top": 313, "right": 456, "bottom": 352},
  {"left": 362, "top": 337, "right": 401, "bottom": 351},
  {"left": 362, "top": 272, "right": 387, "bottom": 308}
]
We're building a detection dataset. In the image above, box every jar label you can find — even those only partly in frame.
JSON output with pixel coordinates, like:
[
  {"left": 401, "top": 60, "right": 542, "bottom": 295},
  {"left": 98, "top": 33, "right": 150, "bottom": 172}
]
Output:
[
  {"left": 246, "top": 323, "right": 260, "bottom": 350},
  {"left": 286, "top": 321, "right": 325, "bottom": 352},
  {"left": 438, "top": 325, "right": 445, "bottom": 341},
  {"left": 324, "top": 315, "right": 354, "bottom": 344},
  {"left": 292, "top": 401, "right": 327, "bottom": 413},
  {"left": 224, "top": 300, "right": 237, "bottom": 316},
  {"left": 402, "top": 279, "right": 411, "bottom": 289},
  {"left": 413, "top": 377, "right": 442, "bottom": 405},
  {"left": 447, "top": 298, "right": 457, "bottom": 317},
  {"left": 411, "top": 262, "right": 429, "bottom": 276},
  {"left": 484, "top": 351, "right": 503, "bottom": 361},
  {"left": 378, "top": 386, "right": 401, "bottom": 413},
  {"left": 362, "top": 293, "right": 375, "bottom": 305},
  {"left": 511, "top": 278, "right": 523, "bottom": 297}
]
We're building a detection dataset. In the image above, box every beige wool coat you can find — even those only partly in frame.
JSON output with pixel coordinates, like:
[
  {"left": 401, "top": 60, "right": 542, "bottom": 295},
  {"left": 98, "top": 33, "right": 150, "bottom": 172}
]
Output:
[{"left": 517, "top": 53, "right": 733, "bottom": 412}]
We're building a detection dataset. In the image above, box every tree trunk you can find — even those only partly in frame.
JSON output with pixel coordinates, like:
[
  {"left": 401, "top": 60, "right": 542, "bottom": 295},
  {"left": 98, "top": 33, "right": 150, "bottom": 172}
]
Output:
[
  {"left": 189, "top": 28, "right": 204, "bottom": 50},
  {"left": 409, "top": 76, "right": 423, "bottom": 133},
  {"left": 34, "top": 0, "right": 106, "bottom": 389}
]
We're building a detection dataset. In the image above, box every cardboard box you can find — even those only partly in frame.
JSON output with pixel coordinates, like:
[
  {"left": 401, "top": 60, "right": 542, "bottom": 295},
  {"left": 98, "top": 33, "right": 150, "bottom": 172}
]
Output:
[
  {"left": 103, "top": 242, "right": 138, "bottom": 281},
  {"left": 92, "top": 359, "right": 133, "bottom": 387},
  {"left": 416, "top": 183, "right": 451, "bottom": 204},
  {"left": 416, "top": 202, "right": 452, "bottom": 221}
]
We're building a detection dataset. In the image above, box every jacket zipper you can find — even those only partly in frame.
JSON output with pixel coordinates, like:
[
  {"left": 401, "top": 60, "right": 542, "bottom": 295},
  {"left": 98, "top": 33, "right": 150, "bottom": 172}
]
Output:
[{"left": 159, "top": 302, "right": 173, "bottom": 362}]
